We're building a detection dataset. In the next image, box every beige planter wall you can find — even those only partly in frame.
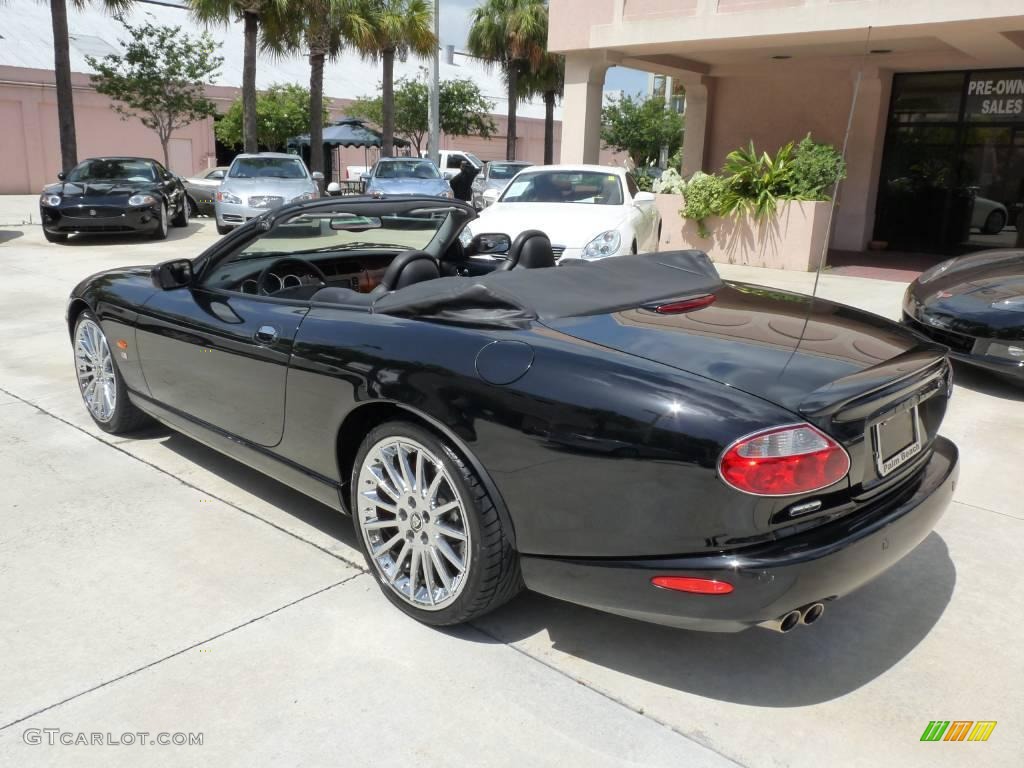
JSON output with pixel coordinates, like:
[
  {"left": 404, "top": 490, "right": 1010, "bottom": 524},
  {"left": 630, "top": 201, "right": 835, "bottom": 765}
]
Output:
[{"left": 655, "top": 194, "right": 832, "bottom": 272}]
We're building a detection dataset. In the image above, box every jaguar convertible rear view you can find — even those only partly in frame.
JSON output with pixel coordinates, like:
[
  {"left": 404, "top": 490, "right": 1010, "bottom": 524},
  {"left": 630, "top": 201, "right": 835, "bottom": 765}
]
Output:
[{"left": 67, "top": 196, "right": 958, "bottom": 633}]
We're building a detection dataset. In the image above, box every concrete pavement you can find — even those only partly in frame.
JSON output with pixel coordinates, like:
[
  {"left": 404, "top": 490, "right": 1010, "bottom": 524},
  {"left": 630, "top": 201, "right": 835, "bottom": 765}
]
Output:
[{"left": 0, "top": 216, "right": 1021, "bottom": 766}]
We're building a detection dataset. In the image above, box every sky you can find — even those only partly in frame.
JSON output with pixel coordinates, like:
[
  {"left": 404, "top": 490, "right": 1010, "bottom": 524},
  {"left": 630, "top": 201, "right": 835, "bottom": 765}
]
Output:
[{"left": 438, "top": 0, "right": 648, "bottom": 97}]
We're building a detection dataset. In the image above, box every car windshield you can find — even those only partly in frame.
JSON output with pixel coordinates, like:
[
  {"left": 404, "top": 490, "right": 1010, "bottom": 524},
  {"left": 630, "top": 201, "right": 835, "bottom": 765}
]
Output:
[
  {"left": 229, "top": 157, "right": 307, "bottom": 179},
  {"left": 488, "top": 163, "right": 529, "bottom": 180},
  {"left": 67, "top": 159, "right": 156, "bottom": 183},
  {"left": 500, "top": 171, "right": 623, "bottom": 205},
  {"left": 375, "top": 160, "right": 440, "bottom": 180}
]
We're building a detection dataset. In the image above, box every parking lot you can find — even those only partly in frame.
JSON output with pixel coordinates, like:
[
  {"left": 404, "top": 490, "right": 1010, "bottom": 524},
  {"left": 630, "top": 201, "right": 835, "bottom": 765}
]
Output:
[{"left": 1, "top": 210, "right": 1021, "bottom": 767}]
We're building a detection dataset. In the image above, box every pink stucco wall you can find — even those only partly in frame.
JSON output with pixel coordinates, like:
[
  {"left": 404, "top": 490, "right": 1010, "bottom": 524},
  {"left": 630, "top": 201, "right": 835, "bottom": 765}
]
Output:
[{"left": 0, "top": 66, "right": 562, "bottom": 193}]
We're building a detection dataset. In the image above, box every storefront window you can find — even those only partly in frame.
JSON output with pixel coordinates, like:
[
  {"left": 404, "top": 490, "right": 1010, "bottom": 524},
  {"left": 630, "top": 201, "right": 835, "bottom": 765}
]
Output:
[{"left": 875, "top": 70, "right": 1024, "bottom": 254}]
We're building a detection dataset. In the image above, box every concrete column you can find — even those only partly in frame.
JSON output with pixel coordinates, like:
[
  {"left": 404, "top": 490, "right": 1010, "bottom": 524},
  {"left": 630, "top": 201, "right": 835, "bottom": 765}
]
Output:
[
  {"left": 831, "top": 69, "right": 891, "bottom": 252},
  {"left": 678, "top": 75, "right": 712, "bottom": 177},
  {"left": 560, "top": 53, "right": 611, "bottom": 165}
]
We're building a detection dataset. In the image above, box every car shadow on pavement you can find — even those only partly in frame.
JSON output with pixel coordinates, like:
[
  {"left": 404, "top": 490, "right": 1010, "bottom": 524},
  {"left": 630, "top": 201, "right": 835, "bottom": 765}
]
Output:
[
  {"left": 153, "top": 429, "right": 357, "bottom": 549},
  {"left": 951, "top": 362, "right": 1024, "bottom": 402},
  {"left": 466, "top": 532, "right": 955, "bottom": 708},
  {"left": 60, "top": 221, "right": 206, "bottom": 247}
]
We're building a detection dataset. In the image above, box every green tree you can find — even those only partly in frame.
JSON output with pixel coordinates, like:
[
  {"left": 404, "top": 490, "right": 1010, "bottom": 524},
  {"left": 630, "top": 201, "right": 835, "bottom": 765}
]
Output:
[
  {"left": 216, "top": 83, "right": 329, "bottom": 151},
  {"left": 261, "top": 0, "right": 372, "bottom": 180},
  {"left": 86, "top": 15, "right": 222, "bottom": 168},
  {"left": 347, "top": 74, "right": 496, "bottom": 156},
  {"left": 601, "top": 94, "right": 684, "bottom": 168},
  {"left": 521, "top": 51, "right": 563, "bottom": 165},
  {"left": 47, "top": 0, "right": 135, "bottom": 173},
  {"left": 467, "top": 0, "right": 547, "bottom": 161},
  {"left": 359, "top": 0, "right": 436, "bottom": 157},
  {"left": 189, "top": 0, "right": 285, "bottom": 154}
]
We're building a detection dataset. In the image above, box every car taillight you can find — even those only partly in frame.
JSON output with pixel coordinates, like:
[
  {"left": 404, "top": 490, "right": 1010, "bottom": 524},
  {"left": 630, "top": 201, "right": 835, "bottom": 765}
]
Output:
[{"left": 718, "top": 424, "right": 850, "bottom": 496}]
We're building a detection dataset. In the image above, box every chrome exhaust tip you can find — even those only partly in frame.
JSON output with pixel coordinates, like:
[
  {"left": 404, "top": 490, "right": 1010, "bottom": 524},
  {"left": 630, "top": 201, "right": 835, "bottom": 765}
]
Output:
[
  {"left": 801, "top": 602, "right": 825, "bottom": 625},
  {"left": 758, "top": 609, "right": 802, "bottom": 633}
]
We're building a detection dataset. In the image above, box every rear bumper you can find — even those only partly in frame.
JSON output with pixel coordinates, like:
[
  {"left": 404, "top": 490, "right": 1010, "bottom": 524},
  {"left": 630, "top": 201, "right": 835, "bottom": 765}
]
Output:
[{"left": 520, "top": 436, "right": 958, "bottom": 632}]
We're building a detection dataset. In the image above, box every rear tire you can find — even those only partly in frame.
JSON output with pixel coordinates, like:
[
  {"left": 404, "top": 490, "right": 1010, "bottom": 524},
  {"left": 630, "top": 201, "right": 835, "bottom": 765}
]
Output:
[
  {"left": 73, "top": 310, "right": 152, "bottom": 435},
  {"left": 43, "top": 229, "right": 67, "bottom": 243},
  {"left": 351, "top": 421, "right": 522, "bottom": 626}
]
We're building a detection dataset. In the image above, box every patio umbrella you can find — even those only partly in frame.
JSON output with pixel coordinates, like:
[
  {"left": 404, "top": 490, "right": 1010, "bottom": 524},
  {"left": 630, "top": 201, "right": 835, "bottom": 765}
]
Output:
[{"left": 288, "top": 118, "right": 411, "bottom": 177}]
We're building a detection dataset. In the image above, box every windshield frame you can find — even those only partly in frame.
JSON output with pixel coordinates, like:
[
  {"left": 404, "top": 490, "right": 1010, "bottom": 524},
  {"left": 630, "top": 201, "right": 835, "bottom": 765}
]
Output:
[
  {"left": 497, "top": 170, "right": 625, "bottom": 206},
  {"left": 66, "top": 158, "right": 158, "bottom": 183},
  {"left": 372, "top": 159, "right": 442, "bottom": 181}
]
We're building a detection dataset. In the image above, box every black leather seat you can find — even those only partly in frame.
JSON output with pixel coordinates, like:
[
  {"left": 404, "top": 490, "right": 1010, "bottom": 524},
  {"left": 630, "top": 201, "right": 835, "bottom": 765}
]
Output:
[
  {"left": 373, "top": 250, "right": 440, "bottom": 293},
  {"left": 500, "top": 230, "right": 556, "bottom": 270}
]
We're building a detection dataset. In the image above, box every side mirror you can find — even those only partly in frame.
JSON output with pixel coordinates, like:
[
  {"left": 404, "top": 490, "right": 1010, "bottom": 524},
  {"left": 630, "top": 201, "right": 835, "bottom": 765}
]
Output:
[
  {"left": 163, "top": 171, "right": 173, "bottom": 181},
  {"left": 633, "top": 191, "right": 656, "bottom": 204},
  {"left": 151, "top": 258, "right": 193, "bottom": 290},
  {"left": 311, "top": 171, "right": 325, "bottom": 182},
  {"left": 468, "top": 232, "right": 511, "bottom": 255},
  {"left": 57, "top": 171, "right": 66, "bottom": 181}
]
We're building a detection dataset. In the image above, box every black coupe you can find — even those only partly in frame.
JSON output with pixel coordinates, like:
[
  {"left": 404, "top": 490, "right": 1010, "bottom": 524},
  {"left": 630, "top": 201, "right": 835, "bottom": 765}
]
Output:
[
  {"left": 67, "top": 197, "right": 959, "bottom": 633},
  {"left": 40, "top": 157, "right": 189, "bottom": 243},
  {"left": 903, "top": 249, "right": 1024, "bottom": 380}
]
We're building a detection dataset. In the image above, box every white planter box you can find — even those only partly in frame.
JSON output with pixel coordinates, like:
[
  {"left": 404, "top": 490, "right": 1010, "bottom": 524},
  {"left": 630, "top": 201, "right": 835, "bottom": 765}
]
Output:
[{"left": 655, "top": 193, "right": 831, "bottom": 272}]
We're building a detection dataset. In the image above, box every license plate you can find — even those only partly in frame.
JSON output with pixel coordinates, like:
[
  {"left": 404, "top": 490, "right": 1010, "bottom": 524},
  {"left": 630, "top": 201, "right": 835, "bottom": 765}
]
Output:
[{"left": 872, "top": 405, "right": 922, "bottom": 476}]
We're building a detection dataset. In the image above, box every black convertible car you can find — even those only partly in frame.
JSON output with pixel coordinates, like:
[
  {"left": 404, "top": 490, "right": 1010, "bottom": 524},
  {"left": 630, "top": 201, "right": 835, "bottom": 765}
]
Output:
[
  {"left": 40, "top": 157, "right": 189, "bottom": 243},
  {"left": 68, "top": 197, "right": 959, "bottom": 633},
  {"left": 903, "top": 249, "right": 1024, "bottom": 380}
]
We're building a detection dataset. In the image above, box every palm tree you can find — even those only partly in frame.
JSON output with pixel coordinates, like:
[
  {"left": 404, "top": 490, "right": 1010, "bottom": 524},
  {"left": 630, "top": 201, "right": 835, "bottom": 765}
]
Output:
[
  {"left": 467, "top": 0, "right": 546, "bottom": 162},
  {"left": 262, "top": 0, "right": 372, "bottom": 181},
  {"left": 189, "top": 0, "right": 285, "bottom": 153},
  {"left": 361, "top": 0, "right": 435, "bottom": 158},
  {"left": 521, "top": 51, "right": 563, "bottom": 165},
  {"left": 47, "top": 0, "right": 134, "bottom": 173}
]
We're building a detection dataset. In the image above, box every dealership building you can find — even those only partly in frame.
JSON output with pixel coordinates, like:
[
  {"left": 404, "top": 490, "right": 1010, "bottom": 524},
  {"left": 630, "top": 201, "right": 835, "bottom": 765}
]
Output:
[
  {"left": 551, "top": 0, "right": 1024, "bottom": 255},
  {"left": 0, "top": 0, "right": 560, "bottom": 195}
]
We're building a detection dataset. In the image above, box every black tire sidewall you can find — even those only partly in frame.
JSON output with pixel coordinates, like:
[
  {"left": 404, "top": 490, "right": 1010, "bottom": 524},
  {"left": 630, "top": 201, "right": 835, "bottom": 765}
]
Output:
[
  {"left": 351, "top": 421, "right": 491, "bottom": 626},
  {"left": 73, "top": 310, "right": 141, "bottom": 435},
  {"left": 152, "top": 202, "right": 168, "bottom": 239},
  {"left": 984, "top": 210, "right": 1005, "bottom": 235}
]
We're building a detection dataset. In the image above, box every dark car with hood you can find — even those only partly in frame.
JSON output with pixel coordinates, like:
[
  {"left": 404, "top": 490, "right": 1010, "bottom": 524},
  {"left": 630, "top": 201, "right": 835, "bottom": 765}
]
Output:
[
  {"left": 39, "top": 157, "right": 189, "bottom": 243},
  {"left": 903, "top": 249, "right": 1024, "bottom": 380}
]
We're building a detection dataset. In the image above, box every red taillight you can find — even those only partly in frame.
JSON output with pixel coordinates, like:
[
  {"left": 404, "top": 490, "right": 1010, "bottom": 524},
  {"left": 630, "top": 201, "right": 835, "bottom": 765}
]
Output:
[
  {"left": 652, "top": 294, "right": 716, "bottom": 314},
  {"left": 651, "top": 576, "right": 734, "bottom": 594},
  {"left": 718, "top": 424, "right": 850, "bottom": 496}
]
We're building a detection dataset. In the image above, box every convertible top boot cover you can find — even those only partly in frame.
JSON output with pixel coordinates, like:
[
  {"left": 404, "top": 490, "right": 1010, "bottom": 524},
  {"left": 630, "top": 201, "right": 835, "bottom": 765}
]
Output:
[{"left": 372, "top": 250, "right": 722, "bottom": 328}]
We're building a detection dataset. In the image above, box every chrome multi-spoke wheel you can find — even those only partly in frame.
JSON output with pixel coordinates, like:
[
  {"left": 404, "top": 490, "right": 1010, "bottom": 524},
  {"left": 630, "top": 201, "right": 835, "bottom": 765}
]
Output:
[
  {"left": 357, "top": 436, "right": 471, "bottom": 610},
  {"left": 75, "top": 318, "right": 116, "bottom": 422}
]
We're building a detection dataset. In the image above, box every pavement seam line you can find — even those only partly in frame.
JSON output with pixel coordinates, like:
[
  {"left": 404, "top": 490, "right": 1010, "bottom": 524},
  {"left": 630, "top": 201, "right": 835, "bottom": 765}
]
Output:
[
  {"left": 953, "top": 497, "right": 1022, "bottom": 522},
  {"left": 0, "top": 573, "right": 364, "bottom": 732},
  {"left": 464, "top": 621, "right": 750, "bottom": 768},
  {"left": 0, "top": 385, "right": 369, "bottom": 574}
]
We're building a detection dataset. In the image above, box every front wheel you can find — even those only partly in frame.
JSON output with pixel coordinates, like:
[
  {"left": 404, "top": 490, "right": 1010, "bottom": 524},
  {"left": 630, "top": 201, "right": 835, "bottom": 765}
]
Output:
[
  {"left": 172, "top": 196, "right": 190, "bottom": 227},
  {"left": 151, "top": 202, "right": 169, "bottom": 240},
  {"left": 351, "top": 421, "right": 521, "bottom": 625},
  {"left": 983, "top": 209, "right": 1006, "bottom": 235},
  {"left": 73, "top": 311, "right": 151, "bottom": 434}
]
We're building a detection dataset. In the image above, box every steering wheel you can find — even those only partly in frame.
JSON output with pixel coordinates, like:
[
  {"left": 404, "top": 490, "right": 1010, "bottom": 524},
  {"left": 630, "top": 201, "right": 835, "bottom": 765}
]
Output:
[{"left": 255, "top": 257, "right": 328, "bottom": 296}]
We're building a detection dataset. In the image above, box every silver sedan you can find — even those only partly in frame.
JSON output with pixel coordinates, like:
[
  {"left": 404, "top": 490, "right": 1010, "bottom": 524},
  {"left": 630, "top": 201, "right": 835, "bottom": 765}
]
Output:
[{"left": 214, "top": 153, "right": 323, "bottom": 235}]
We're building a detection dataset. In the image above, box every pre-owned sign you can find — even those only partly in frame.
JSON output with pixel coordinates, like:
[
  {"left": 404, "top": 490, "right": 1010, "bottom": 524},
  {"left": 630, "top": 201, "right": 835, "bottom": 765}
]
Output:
[{"left": 966, "top": 70, "right": 1024, "bottom": 120}]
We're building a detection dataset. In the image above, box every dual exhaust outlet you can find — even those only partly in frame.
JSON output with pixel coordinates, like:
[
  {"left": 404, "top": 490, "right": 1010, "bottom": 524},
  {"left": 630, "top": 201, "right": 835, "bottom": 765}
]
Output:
[{"left": 758, "top": 602, "right": 825, "bottom": 633}]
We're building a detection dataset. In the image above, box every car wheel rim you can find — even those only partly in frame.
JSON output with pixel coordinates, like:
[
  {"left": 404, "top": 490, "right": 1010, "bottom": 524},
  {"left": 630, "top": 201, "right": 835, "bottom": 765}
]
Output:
[
  {"left": 160, "top": 204, "right": 167, "bottom": 235},
  {"left": 357, "top": 437, "right": 471, "bottom": 611},
  {"left": 75, "top": 319, "right": 116, "bottom": 422}
]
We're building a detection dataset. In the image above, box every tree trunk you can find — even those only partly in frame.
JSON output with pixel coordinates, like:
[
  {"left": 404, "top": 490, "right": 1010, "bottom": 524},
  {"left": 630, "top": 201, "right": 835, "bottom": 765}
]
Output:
[
  {"left": 309, "top": 47, "right": 325, "bottom": 188},
  {"left": 506, "top": 63, "right": 518, "bottom": 161},
  {"left": 381, "top": 48, "right": 395, "bottom": 158},
  {"left": 543, "top": 90, "right": 555, "bottom": 165},
  {"left": 160, "top": 137, "right": 170, "bottom": 169},
  {"left": 242, "top": 11, "right": 259, "bottom": 153},
  {"left": 50, "top": 0, "right": 77, "bottom": 172}
]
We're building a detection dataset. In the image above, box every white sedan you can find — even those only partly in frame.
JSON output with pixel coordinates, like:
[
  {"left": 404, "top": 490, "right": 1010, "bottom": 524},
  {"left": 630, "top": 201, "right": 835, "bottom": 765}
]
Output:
[{"left": 462, "top": 165, "right": 661, "bottom": 260}]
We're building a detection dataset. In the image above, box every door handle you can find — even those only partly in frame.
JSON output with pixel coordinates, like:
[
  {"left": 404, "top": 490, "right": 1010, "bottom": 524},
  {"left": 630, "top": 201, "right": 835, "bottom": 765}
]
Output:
[{"left": 254, "top": 325, "right": 279, "bottom": 344}]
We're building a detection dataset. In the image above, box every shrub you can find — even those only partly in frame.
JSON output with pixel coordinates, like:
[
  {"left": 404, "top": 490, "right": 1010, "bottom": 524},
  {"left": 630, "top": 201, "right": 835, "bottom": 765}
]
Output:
[
  {"left": 789, "top": 134, "right": 846, "bottom": 200},
  {"left": 631, "top": 171, "right": 654, "bottom": 192},
  {"left": 680, "top": 172, "right": 727, "bottom": 238},
  {"left": 719, "top": 140, "right": 799, "bottom": 220},
  {"left": 652, "top": 168, "right": 686, "bottom": 195}
]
